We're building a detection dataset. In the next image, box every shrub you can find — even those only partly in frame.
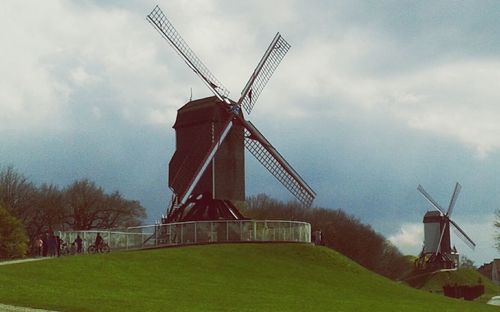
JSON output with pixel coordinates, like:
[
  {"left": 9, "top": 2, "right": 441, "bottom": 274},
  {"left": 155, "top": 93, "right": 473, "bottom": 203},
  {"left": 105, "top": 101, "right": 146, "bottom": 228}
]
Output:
[{"left": 0, "top": 204, "right": 29, "bottom": 259}]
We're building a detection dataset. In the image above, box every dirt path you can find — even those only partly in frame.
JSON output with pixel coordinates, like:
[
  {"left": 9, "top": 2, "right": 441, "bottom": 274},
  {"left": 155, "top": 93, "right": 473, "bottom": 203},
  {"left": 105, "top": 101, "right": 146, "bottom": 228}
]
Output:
[
  {"left": 0, "top": 258, "right": 49, "bottom": 266},
  {"left": 0, "top": 303, "right": 57, "bottom": 312}
]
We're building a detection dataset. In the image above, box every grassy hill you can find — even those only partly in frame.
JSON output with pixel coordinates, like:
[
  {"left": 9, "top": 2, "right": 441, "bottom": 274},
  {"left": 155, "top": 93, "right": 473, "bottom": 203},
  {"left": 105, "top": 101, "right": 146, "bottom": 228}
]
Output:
[
  {"left": 0, "top": 243, "right": 498, "bottom": 311},
  {"left": 406, "top": 268, "right": 500, "bottom": 304}
]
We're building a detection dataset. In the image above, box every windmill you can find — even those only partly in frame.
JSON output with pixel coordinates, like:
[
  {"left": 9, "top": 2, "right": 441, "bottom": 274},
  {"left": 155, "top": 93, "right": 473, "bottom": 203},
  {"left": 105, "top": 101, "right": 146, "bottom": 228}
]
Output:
[
  {"left": 147, "top": 6, "right": 316, "bottom": 223},
  {"left": 416, "top": 183, "right": 476, "bottom": 270}
]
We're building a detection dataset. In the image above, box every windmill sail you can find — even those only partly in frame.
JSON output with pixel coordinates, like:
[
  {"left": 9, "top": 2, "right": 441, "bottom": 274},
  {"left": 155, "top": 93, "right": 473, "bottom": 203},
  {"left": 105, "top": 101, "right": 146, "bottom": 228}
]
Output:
[
  {"left": 417, "top": 184, "right": 446, "bottom": 214},
  {"left": 450, "top": 219, "right": 476, "bottom": 250},
  {"left": 147, "top": 5, "right": 230, "bottom": 101},
  {"left": 242, "top": 119, "right": 315, "bottom": 207},
  {"left": 238, "top": 33, "right": 291, "bottom": 114},
  {"left": 446, "top": 182, "right": 461, "bottom": 217}
]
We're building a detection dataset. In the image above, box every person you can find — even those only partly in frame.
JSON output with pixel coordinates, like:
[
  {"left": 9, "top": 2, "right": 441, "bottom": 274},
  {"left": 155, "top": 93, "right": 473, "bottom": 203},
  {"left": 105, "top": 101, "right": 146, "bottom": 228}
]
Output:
[
  {"left": 35, "top": 236, "right": 43, "bottom": 257},
  {"left": 42, "top": 233, "right": 48, "bottom": 257},
  {"left": 55, "top": 236, "right": 63, "bottom": 257},
  {"left": 95, "top": 233, "right": 103, "bottom": 252},
  {"left": 70, "top": 242, "right": 76, "bottom": 255},
  {"left": 47, "top": 232, "right": 56, "bottom": 257},
  {"left": 314, "top": 230, "right": 322, "bottom": 245},
  {"left": 74, "top": 235, "right": 83, "bottom": 253}
]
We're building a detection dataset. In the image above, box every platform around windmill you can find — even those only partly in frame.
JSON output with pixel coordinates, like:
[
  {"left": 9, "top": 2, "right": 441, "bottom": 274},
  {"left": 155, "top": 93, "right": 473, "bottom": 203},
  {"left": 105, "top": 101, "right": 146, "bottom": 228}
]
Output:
[{"left": 58, "top": 219, "right": 311, "bottom": 252}]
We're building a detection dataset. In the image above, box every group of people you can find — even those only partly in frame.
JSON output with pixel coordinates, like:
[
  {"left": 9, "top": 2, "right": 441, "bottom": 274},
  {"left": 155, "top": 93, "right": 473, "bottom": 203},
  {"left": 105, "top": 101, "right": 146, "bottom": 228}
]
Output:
[
  {"left": 35, "top": 232, "right": 79, "bottom": 257},
  {"left": 34, "top": 232, "right": 91, "bottom": 257}
]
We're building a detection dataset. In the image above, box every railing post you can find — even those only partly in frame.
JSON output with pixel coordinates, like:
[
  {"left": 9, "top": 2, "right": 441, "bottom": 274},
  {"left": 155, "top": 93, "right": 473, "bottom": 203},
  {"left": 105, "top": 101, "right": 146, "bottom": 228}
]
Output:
[
  {"left": 210, "top": 222, "right": 214, "bottom": 242},
  {"left": 253, "top": 221, "right": 257, "bottom": 241},
  {"left": 181, "top": 224, "right": 184, "bottom": 245},
  {"left": 155, "top": 224, "right": 158, "bottom": 246},
  {"left": 194, "top": 222, "right": 197, "bottom": 243}
]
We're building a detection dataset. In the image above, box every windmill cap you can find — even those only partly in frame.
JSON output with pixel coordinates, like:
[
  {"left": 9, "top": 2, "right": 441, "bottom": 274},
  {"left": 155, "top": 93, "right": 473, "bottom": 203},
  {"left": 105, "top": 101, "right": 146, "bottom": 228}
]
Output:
[{"left": 423, "top": 210, "right": 444, "bottom": 223}]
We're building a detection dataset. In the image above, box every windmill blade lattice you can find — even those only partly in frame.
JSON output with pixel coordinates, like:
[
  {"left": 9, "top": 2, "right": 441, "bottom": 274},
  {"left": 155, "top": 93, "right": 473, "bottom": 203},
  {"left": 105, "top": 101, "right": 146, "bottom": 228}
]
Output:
[
  {"left": 417, "top": 184, "right": 446, "bottom": 215},
  {"left": 450, "top": 219, "right": 476, "bottom": 250},
  {"left": 446, "top": 182, "right": 461, "bottom": 217},
  {"left": 238, "top": 33, "right": 291, "bottom": 114},
  {"left": 243, "top": 120, "right": 315, "bottom": 207},
  {"left": 147, "top": 5, "right": 230, "bottom": 101}
]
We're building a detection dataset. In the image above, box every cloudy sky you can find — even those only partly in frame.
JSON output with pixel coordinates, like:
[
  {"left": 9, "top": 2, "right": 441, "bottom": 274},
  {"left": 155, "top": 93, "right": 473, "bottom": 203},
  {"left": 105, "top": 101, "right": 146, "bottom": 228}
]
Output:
[{"left": 2, "top": 0, "right": 500, "bottom": 264}]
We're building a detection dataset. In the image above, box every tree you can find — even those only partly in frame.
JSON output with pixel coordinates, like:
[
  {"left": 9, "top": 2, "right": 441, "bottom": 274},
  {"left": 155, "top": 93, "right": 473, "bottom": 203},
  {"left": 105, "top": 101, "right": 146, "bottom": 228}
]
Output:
[
  {"left": 0, "top": 204, "right": 29, "bottom": 259},
  {"left": 0, "top": 166, "right": 37, "bottom": 224},
  {"left": 460, "top": 255, "right": 476, "bottom": 269},
  {"left": 28, "top": 183, "right": 65, "bottom": 237},
  {"left": 64, "top": 179, "right": 146, "bottom": 230}
]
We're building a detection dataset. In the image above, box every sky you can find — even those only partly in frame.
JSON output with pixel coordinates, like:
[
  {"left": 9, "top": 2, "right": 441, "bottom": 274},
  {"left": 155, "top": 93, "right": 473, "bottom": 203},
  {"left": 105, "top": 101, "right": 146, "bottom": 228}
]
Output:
[{"left": 1, "top": 0, "right": 500, "bottom": 265}]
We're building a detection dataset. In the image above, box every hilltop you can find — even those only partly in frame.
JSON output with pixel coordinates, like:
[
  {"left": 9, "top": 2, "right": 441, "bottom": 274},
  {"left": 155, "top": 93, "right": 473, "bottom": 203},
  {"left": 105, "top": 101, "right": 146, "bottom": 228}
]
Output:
[{"left": 0, "top": 243, "right": 497, "bottom": 311}]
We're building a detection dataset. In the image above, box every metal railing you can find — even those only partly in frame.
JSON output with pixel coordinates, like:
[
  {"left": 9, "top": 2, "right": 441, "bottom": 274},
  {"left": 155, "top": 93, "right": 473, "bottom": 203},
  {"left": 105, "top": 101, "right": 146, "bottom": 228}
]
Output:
[{"left": 57, "top": 220, "right": 310, "bottom": 251}]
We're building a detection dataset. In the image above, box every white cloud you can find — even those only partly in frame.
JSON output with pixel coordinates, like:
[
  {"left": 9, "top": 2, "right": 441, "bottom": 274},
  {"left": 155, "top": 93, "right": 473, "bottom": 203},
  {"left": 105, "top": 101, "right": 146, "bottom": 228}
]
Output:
[
  {"left": 0, "top": 1, "right": 185, "bottom": 132},
  {"left": 388, "top": 223, "right": 423, "bottom": 255}
]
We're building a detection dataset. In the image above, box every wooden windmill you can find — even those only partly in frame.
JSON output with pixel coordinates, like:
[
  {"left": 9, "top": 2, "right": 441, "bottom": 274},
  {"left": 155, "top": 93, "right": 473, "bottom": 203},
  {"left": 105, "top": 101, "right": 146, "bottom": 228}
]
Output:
[
  {"left": 147, "top": 6, "right": 316, "bottom": 223},
  {"left": 416, "top": 183, "right": 476, "bottom": 270}
]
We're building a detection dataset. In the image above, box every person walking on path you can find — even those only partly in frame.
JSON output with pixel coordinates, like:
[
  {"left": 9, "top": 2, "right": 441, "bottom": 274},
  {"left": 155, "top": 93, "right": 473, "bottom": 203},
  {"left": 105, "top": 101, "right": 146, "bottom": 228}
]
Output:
[
  {"left": 47, "top": 233, "right": 56, "bottom": 257},
  {"left": 35, "top": 236, "right": 43, "bottom": 257},
  {"left": 95, "top": 233, "right": 103, "bottom": 253},
  {"left": 74, "top": 235, "right": 83, "bottom": 253}
]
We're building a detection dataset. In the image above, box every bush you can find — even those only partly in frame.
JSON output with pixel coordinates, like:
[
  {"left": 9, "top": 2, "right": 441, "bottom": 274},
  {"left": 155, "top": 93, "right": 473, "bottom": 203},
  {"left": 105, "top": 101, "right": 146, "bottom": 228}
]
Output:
[{"left": 0, "top": 204, "right": 29, "bottom": 259}]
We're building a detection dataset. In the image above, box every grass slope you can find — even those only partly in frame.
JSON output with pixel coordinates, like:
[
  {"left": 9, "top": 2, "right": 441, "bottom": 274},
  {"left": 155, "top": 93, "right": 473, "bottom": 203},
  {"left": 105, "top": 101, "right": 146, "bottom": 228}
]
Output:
[
  {"left": 408, "top": 268, "right": 500, "bottom": 304},
  {"left": 0, "top": 244, "right": 498, "bottom": 312}
]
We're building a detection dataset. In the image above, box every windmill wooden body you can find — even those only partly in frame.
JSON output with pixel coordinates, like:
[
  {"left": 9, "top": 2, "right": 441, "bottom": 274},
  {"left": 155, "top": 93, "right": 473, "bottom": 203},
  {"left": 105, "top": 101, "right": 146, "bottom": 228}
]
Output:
[
  {"left": 147, "top": 6, "right": 316, "bottom": 223},
  {"left": 416, "top": 183, "right": 476, "bottom": 271}
]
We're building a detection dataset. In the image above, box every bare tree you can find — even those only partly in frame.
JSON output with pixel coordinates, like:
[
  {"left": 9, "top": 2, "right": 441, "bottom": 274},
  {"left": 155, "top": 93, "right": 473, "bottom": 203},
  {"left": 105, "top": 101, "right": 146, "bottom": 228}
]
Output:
[
  {"left": 64, "top": 179, "right": 146, "bottom": 230},
  {"left": 29, "top": 184, "right": 65, "bottom": 236},
  {"left": 0, "top": 166, "right": 37, "bottom": 224}
]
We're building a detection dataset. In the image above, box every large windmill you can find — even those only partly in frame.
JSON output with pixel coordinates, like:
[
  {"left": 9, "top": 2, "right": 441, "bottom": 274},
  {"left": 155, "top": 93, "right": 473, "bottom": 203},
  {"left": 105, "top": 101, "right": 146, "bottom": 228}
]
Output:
[
  {"left": 416, "top": 183, "right": 476, "bottom": 270},
  {"left": 147, "top": 6, "right": 316, "bottom": 223}
]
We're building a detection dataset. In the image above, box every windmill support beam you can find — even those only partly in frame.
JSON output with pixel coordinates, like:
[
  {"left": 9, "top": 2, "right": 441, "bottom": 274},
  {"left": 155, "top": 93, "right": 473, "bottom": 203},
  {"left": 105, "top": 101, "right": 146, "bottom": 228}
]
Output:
[{"left": 179, "top": 119, "right": 234, "bottom": 206}]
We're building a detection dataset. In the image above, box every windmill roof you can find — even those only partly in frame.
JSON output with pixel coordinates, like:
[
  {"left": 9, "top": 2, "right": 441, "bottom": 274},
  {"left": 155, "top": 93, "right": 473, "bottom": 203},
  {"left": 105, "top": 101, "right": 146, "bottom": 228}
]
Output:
[
  {"left": 173, "top": 96, "right": 229, "bottom": 129},
  {"left": 423, "top": 210, "right": 443, "bottom": 223}
]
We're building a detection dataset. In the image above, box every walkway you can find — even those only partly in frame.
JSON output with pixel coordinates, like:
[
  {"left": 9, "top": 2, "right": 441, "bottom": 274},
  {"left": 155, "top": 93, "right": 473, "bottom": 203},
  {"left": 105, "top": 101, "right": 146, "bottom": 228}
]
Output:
[
  {"left": 0, "top": 303, "right": 57, "bottom": 312},
  {"left": 0, "top": 258, "right": 48, "bottom": 266}
]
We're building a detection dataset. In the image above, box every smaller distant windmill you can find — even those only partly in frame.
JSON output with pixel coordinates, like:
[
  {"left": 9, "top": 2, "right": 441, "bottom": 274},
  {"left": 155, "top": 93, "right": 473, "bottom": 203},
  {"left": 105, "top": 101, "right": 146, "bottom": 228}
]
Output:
[{"left": 416, "top": 183, "right": 476, "bottom": 271}]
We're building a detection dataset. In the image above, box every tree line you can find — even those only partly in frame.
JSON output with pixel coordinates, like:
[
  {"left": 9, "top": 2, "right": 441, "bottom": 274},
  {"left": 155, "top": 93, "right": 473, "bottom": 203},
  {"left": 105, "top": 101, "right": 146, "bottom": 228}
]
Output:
[
  {"left": 0, "top": 166, "right": 146, "bottom": 258},
  {"left": 243, "top": 194, "right": 412, "bottom": 280}
]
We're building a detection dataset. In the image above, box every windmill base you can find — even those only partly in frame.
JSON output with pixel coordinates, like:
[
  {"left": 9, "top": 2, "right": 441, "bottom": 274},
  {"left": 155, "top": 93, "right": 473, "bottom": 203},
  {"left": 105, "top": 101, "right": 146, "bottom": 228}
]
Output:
[
  {"left": 164, "top": 193, "right": 247, "bottom": 223},
  {"left": 414, "top": 252, "right": 459, "bottom": 272}
]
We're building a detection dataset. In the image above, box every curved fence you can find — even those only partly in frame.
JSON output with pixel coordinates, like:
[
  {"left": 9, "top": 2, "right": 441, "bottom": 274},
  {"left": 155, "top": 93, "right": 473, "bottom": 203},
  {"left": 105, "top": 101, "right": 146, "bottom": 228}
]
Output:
[{"left": 57, "top": 220, "right": 311, "bottom": 252}]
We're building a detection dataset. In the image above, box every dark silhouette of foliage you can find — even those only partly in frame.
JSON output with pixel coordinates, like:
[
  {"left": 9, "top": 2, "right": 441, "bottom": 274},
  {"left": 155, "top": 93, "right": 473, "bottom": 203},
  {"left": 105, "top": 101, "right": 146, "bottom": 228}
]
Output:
[
  {"left": 0, "top": 166, "right": 147, "bottom": 254},
  {"left": 0, "top": 204, "right": 29, "bottom": 259},
  {"left": 0, "top": 166, "right": 37, "bottom": 225},
  {"left": 64, "top": 179, "right": 146, "bottom": 230},
  {"left": 245, "top": 194, "right": 411, "bottom": 280}
]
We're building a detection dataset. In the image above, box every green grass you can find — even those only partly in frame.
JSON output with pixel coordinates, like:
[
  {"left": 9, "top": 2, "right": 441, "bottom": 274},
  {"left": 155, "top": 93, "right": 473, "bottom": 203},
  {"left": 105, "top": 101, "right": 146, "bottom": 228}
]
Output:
[
  {"left": 0, "top": 243, "right": 498, "bottom": 311},
  {"left": 407, "top": 268, "right": 500, "bottom": 304}
]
